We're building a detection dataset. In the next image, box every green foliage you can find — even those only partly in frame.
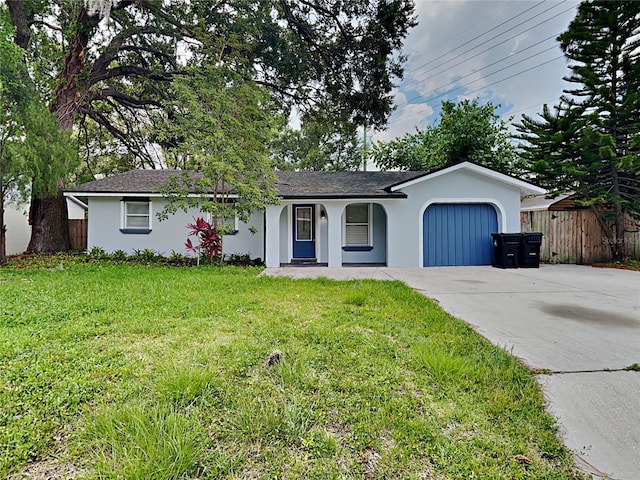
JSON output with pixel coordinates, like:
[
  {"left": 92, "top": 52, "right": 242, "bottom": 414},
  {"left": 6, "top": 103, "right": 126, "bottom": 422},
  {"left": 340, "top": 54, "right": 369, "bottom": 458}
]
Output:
[
  {"left": 7, "top": 0, "right": 416, "bottom": 253},
  {"left": 87, "top": 246, "right": 107, "bottom": 259},
  {"left": 131, "top": 248, "right": 160, "bottom": 263},
  {"left": 274, "top": 112, "right": 364, "bottom": 171},
  {"left": 1, "top": 11, "right": 75, "bottom": 170},
  {"left": 0, "top": 263, "right": 583, "bottom": 478},
  {"left": 110, "top": 249, "right": 127, "bottom": 261},
  {"left": 9, "top": 0, "right": 416, "bottom": 176},
  {"left": 156, "top": 66, "right": 281, "bottom": 226},
  {"left": 4, "top": 250, "right": 261, "bottom": 268},
  {"left": 373, "top": 99, "right": 520, "bottom": 174},
  {"left": 515, "top": 1, "right": 640, "bottom": 260},
  {"left": 0, "top": 10, "right": 29, "bottom": 260},
  {"left": 225, "top": 252, "right": 263, "bottom": 267},
  {"left": 0, "top": 12, "right": 28, "bottom": 107},
  {"left": 372, "top": 126, "right": 439, "bottom": 171},
  {"left": 20, "top": 103, "right": 78, "bottom": 200},
  {"left": 0, "top": 10, "right": 77, "bottom": 263}
]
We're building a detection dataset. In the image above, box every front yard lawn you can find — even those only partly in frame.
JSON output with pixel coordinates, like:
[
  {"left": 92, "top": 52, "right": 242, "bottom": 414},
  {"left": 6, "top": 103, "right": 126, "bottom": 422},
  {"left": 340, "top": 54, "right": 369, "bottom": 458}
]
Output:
[{"left": 0, "top": 262, "right": 582, "bottom": 479}]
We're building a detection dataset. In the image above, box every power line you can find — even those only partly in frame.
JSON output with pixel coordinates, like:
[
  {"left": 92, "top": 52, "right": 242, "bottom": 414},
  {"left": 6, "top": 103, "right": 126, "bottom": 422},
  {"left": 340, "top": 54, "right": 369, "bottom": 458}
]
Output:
[
  {"left": 402, "top": 1, "right": 574, "bottom": 91},
  {"left": 500, "top": 97, "right": 563, "bottom": 120},
  {"left": 402, "top": 17, "right": 563, "bottom": 95},
  {"left": 377, "top": 2, "right": 580, "bottom": 136},
  {"left": 397, "top": 39, "right": 560, "bottom": 109},
  {"left": 389, "top": 55, "right": 566, "bottom": 127},
  {"left": 405, "top": 0, "right": 515, "bottom": 64},
  {"left": 404, "top": 0, "right": 548, "bottom": 77},
  {"left": 428, "top": 55, "right": 565, "bottom": 106}
]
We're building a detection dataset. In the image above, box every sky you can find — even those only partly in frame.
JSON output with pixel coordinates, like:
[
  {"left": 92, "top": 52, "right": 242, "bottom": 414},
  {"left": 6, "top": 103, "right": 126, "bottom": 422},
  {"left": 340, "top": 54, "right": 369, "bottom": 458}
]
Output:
[{"left": 373, "top": 0, "right": 581, "bottom": 143}]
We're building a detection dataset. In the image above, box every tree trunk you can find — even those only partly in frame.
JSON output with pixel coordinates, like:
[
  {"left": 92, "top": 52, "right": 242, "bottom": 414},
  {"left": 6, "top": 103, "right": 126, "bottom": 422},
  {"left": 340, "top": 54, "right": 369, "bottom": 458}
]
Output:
[
  {"left": 609, "top": 161, "right": 626, "bottom": 262},
  {"left": 25, "top": 6, "right": 95, "bottom": 253},
  {"left": 7, "top": 0, "right": 30, "bottom": 49},
  {"left": 27, "top": 190, "right": 70, "bottom": 254},
  {"left": 607, "top": 19, "right": 626, "bottom": 263}
]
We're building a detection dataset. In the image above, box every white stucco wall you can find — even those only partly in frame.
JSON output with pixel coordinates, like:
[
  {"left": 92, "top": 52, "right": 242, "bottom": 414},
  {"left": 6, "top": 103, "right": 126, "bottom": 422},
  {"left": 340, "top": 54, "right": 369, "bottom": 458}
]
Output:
[
  {"left": 279, "top": 206, "right": 289, "bottom": 262},
  {"left": 87, "top": 197, "right": 263, "bottom": 259},
  {"left": 67, "top": 199, "right": 87, "bottom": 220},
  {"left": 4, "top": 205, "right": 30, "bottom": 255}
]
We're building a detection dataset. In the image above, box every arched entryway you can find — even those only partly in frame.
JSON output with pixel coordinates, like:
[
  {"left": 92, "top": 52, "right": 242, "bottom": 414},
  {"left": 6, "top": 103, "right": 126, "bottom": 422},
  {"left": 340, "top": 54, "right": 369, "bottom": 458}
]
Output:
[{"left": 341, "top": 202, "right": 387, "bottom": 266}]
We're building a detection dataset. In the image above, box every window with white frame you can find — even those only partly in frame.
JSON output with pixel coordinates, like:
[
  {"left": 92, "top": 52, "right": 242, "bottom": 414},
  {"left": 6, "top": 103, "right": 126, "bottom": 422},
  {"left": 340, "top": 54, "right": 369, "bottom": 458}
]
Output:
[
  {"left": 219, "top": 213, "right": 240, "bottom": 235},
  {"left": 344, "top": 203, "right": 371, "bottom": 246},
  {"left": 123, "top": 200, "right": 151, "bottom": 230},
  {"left": 204, "top": 211, "right": 239, "bottom": 235},
  {"left": 205, "top": 198, "right": 239, "bottom": 235}
]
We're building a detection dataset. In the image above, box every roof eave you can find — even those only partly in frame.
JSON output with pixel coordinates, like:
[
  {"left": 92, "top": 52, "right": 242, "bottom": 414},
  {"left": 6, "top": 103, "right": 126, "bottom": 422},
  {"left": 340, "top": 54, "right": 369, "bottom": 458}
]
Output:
[
  {"left": 63, "top": 191, "right": 239, "bottom": 198},
  {"left": 390, "top": 161, "right": 546, "bottom": 196},
  {"left": 279, "top": 193, "right": 408, "bottom": 200}
]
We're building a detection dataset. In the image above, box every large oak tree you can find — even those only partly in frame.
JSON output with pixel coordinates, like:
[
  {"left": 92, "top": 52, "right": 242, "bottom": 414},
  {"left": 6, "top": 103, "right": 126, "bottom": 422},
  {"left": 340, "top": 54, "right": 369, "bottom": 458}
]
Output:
[
  {"left": 1, "top": 9, "right": 76, "bottom": 262},
  {"left": 7, "top": 0, "right": 416, "bottom": 252}
]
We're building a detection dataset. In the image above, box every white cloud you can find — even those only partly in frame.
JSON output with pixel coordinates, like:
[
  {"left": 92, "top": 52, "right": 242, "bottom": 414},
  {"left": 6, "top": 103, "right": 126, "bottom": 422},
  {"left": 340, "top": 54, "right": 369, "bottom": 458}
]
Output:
[
  {"left": 376, "top": 0, "right": 580, "bottom": 142},
  {"left": 375, "top": 102, "right": 434, "bottom": 143}
]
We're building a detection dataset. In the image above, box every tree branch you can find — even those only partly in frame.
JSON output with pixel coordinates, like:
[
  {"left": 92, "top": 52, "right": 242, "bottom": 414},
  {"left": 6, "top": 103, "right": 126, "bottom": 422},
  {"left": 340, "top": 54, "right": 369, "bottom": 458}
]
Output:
[
  {"left": 90, "top": 88, "right": 164, "bottom": 109},
  {"left": 83, "top": 108, "right": 128, "bottom": 140},
  {"left": 30, "top": 19, "right": 63, "bottom": 32},
  {"left": 295, "top": 0, "right": 353, "bottom": 40},
  {"left": 90, "top": 26, "right": 171, "bottom": 85},
  {"left": 91, "top": 64, "right": 172, "bottom": 84},
  {"left": 139, "top": 0, "right": 192, "bottom": 35},
  {"left": 7, "top": 0, "right": 31, "bottom": 49}
]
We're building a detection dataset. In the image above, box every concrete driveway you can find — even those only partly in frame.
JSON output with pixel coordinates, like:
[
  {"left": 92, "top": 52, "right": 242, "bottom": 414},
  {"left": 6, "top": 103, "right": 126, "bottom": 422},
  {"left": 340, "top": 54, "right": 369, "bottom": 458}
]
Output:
[{"left": 262, "top": 264, "right": 640, "bottom": 479}]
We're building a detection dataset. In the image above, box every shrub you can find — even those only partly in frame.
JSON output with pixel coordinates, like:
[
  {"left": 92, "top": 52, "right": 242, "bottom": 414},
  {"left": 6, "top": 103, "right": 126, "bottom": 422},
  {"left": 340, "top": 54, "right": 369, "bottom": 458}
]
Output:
[
  {"left": 185, "top": 218, "right": 222, "bottom": 264},
  {"left": 132, "top": 249, "right": 159, "bottom": 262},
  {"left": 88, "top": 246, "right": 107, "bottom": 259},
  {"left": 111, "top": 249, "right": 128, "bottom": 261}
]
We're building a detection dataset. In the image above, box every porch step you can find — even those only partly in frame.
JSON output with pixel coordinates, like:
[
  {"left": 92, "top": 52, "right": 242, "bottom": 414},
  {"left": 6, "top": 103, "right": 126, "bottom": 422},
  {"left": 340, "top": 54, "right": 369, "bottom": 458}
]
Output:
[{"left": 290, "top": 258, "right": 318, "bottom": 265}]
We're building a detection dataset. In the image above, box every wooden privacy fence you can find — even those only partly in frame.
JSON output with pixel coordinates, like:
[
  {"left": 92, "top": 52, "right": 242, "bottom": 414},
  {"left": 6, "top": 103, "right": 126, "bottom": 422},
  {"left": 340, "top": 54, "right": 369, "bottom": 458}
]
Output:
[
  {"left": 521, "top": 210, "right": 640, "bottom": 264},
  {"left": 68, "top": 219, "right": 87, "bottom": 250}
]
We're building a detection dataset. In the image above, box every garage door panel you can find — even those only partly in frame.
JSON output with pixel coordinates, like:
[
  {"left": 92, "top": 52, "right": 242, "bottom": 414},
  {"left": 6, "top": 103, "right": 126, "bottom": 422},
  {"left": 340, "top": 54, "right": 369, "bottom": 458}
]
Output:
[{"left": 423, "top": 203, "right": 497, "bottom": 266}]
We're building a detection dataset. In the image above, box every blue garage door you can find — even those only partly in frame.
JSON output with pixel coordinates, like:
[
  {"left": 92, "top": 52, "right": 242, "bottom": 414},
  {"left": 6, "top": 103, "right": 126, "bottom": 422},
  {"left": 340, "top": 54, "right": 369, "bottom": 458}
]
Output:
[{"left": 423, "top": 203, "right": 497, "bottom": 266}]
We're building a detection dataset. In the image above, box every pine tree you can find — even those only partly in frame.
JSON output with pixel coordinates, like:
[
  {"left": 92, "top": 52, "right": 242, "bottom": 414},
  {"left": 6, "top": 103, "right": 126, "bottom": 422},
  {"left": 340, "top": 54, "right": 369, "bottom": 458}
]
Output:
[{"left": 516, "top": 1, "right": 640, "bottom": 260}]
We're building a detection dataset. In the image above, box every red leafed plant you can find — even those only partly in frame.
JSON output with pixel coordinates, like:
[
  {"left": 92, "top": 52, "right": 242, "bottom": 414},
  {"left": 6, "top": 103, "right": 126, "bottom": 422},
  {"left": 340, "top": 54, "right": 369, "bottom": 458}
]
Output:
[{"left": 185, "top": 217, "right": 223, "bottom": 263}]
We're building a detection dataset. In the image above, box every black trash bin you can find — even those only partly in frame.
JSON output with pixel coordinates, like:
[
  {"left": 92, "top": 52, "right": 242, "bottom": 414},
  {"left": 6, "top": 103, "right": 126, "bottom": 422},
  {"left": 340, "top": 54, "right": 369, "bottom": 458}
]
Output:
[
  {"left": 491, "top": 233, "right": 521, "bottom": 268},
  {"left": 520, "top": 232, "right": 543, "bottom": 268}
]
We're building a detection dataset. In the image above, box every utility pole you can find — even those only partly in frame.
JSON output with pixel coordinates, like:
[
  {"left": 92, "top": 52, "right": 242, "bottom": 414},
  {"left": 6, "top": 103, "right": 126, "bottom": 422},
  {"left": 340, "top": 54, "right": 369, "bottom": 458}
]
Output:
[{"left": 362, "top": 127, "right": 367, "bottom": 171}]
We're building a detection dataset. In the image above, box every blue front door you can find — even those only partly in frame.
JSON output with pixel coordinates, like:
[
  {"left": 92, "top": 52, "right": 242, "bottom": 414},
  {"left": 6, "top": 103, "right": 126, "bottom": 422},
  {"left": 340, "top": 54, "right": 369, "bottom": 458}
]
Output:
[
  {"left": 293, "top": 205, "right": 315, "bottom": 259},
  {"left": 423, "top": 203, "right": 498, "bottom": 266}
]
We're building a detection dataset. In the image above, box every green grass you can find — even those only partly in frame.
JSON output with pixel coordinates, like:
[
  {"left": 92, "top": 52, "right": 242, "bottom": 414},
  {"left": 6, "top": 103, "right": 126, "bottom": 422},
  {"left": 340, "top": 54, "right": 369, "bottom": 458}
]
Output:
[
  {"left": 0, "top": 262, "right": 584, "bottom": 479},
  {"left": 591, "top": 259, "right": 640, "bottom": 271}
]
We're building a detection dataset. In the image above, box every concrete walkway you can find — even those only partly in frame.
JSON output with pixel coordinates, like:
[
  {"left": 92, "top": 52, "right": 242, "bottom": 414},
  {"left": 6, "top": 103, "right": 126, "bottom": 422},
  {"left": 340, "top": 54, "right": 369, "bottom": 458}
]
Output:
[{"left": 262, "top": 264, "right": 640, "bottom": 479}]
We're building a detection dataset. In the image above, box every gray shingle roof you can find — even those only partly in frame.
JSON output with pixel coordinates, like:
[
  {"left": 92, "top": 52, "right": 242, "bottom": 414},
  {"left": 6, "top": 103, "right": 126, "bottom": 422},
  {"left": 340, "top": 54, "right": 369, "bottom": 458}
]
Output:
[
  {"left": 67, "top": 170, "right": 203, "bottom": 194},
  {"left": 67, "top": 170, "right": 428, "bottom": 198},
  {"left": 275, "top": 171, "right": 425, "bottom": 198}
]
